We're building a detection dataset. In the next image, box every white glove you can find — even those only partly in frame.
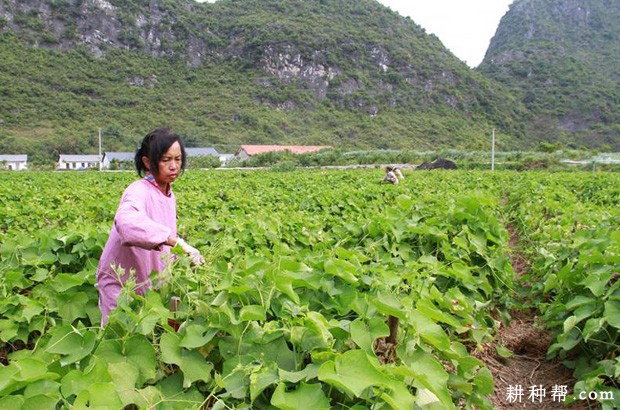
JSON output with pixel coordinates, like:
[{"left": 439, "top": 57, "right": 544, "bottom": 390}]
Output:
[{"left": 176, "top": 238, "right": 205, "bottom": 265}]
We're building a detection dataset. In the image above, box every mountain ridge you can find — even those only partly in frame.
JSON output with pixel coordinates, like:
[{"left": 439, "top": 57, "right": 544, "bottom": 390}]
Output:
[{"left": 478, "top": 0, "right": 620, "bottom": 149}]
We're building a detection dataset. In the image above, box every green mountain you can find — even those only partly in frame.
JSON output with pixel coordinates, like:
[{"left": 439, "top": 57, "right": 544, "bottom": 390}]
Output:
[
  {"left": 478, "top": 0, "right": 620, "bottom": 150},
  {"left": 0, "top": 0, "right": 618, "bottom": 164},
  {"left": 0, "top": 0, "right": 528, "bottom": 163}
]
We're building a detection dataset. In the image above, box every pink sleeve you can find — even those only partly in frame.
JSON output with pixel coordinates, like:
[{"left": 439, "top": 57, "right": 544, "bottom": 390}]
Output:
[{"left": 114, "top": 185, "right": 173, "bottom": 249}]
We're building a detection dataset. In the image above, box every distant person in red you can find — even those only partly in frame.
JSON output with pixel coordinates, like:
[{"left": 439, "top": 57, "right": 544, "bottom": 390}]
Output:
[{"left": 96, "top": 127, "right": 203, "bottom": 325}]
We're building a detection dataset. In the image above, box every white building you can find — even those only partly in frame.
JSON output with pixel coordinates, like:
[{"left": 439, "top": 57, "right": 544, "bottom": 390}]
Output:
[
  {"left": 57, "top": 154, "right": 101, "bottom": 170},
  {"left": 0, "top": 154, "right": 28, "bottom": 170},
  {"left": 102, "top": 152, "right": 134, "bottom": 169},
  {"left": 185, "top": 147, "right": 219, "bottom": 157},
  {"left": 235, "top": 145, "right": 331, "bottom": 161},
  {"left": 219, "top": 154, "right": 235, "bottom": 166}
]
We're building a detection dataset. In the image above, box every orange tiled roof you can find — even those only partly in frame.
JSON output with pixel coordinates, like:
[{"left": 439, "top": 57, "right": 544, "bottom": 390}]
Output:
[{"left": 239, "top": 145, "right": 331, "bottom": 156}]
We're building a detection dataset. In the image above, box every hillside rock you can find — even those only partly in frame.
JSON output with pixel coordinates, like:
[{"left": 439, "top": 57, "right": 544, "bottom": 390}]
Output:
[{"left": 0, "top": 0, "right": 186, "bottom": 59}]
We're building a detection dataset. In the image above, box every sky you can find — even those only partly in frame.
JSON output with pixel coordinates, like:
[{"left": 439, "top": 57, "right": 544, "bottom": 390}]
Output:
[
  {"left": 377, "top": 1, "right": 514, "bottom": 67},
  {"left": 194, "top": 0, "right": 514, "bottom": 68}
]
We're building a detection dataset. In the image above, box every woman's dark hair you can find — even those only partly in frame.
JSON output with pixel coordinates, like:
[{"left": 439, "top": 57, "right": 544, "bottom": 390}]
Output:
[{"left": 135, "top": 127, "right": 187, "bottom": 177}]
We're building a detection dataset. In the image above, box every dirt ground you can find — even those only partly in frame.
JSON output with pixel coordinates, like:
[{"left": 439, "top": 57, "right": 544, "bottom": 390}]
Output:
[
  {"left": 473, "top": 225, "right": 597, "bottom": 409},
  {"left": 475, "top": 311, "right": 594, "bottom": 409}
]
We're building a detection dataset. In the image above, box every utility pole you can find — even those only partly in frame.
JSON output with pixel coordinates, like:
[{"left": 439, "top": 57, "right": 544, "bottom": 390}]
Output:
[
  {"left": 98, "top": 128, "right": 102, "bottom": 171},
  {"left": 491, "top": 128, "right": 496, "bottom": 171}
]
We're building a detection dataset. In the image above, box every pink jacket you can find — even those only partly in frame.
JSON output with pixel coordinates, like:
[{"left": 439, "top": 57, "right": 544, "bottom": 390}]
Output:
[{"left": 97, "top": 177, "right": 176, "bottom": 324}]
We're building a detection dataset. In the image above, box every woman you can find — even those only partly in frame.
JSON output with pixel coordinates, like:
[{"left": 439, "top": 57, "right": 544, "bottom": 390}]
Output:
[{"left": 97, "top": 127, "right": 203, "bottom": 325}]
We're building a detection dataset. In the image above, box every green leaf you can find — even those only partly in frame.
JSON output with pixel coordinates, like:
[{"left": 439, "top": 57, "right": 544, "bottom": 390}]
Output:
[
  {"left": 563, "top": 316, "right": 578, "bottom": 334},
  {"left": 274, "top": 273, "right": 300, "bottom": 304},
  {"left": 107, "top": 362, "right": 139, "bottom": 391},
  {"left": 395, "top": 194, "right": 414, "bottom": 210},
  {"left": 0, "top": 395, "right": 24, "bottom": 409},
  {"left": 217, "top": 356, "right": 253, "bottom": 399},
  {"left": 495, "top": 345, "right": 513, "bottom": 358},
  {"left": 160, "top": 332, "right": 213, "bottom": 388},
  {"left": 61, "top": 358, "right": 112, "bottom": 398},
  {"left": 473, "top": 366, "right": 494, "bottom": 395},
  {"left": 94, "top": 335, "right": 157, "bottom": 384},
  {"left": 55, "top": 292, "right": 90, "bottom": 322},
  {"left": 73, "top": 382, "right": 123, "bottom": 409},
  {"left": 373, "top": 293, "right": 407, "bottom": 320},
  {"left": 279, "top": 364, "right": 320, "bottom": 383},
  {"left": 22, "top": 394, "right": 61, "bottom": 410},
  {"left": 292, "top": 312, "right": 334, "bottom": 352},
  {"left": 447, "top": 262, "right": 474, "bottom": 282},
  {"left": 318, "top": 350, "right": 415, "bottom": 408},
  {"left": 380, "top": 381, "right": 416, "bottom": 410},
  {"left": 416, "top": 298, "right": 463, "bottom": 329},
  {"left": 604, "top": 300, "right": 620, "bottom": 329},
  {"left": 179, "top": 324, "right": 218, "bottom": 349},
  {"left": 565, "top": 295, "right": 597, "bottom": 310},
  {"left": 583, "top": 271, "right": 612, "bottom": 297},
  {"left": 107, "top": 362, "right": 145, "bottom": 406},
  {"left": 0, "top": 319, "right": 19, "bottom": 342},
  {"left": 400, "top": 349, "right": 453, "bottom": 409},
  {"left": 240, "top": 305, "right": 267, "bottom": 322},
  {"left": 305, "top": 311, "right": 333, "bottom": 346},
  {"left": 249, "top": 363, "right": 279, "bottom": 402},
  {"left": 564, "top": 303, "right": 598, "bottom": 334},
  {"left": 350, "top": 317, "right": 390, "bottom": 354},
  {"left": 45, "top": 325, "right": 97, "bottom": 366},
  {"left": 324, "top": 258, "right": 358, "bottom": 284},
  {"left": 253, "top": 337, "right": 299, "bottom": 371},
  {"left": 419, "top": 254, "right": 439, "bottom": 265},
  {"left": 23, "top": 379, "right": 61, "bottom": 399},
  {"left": 271, "top": 382, "right": 330, "bottom": 410},
  {"left": 448, "top": 373, "right": 473, "bottom": 394},
  {"left": 31, "top": 268, "right": 50, "bottom": 282},
  {"left": 21, "top": 249, "right": 57, "bottom": 266},
  {"left": 317, "top": 350, "right": 387, "bottom": 397},
  {"left": 279, "top": 258, "right": 313, "bottom": 273},
  {"left": 48, "top": 273, "right": 85, "bottom": 292},
  {"left": 410, "top": 309, "right": 451, "bottom": 351},
  {"left": 548, "top": 328, "right": 581, "bottom": 355},
  {"left": 156, "top": 373, "right": 205, "bottom": 409},
  {"left": 582, "top": 317, "right": 604, "bottom": 342},
  {"left": 58, "top": 252, "right": 77, "bottom": 265},
  {"left": 210, "top": 291, "right": 228, "bottom": 307},
  {"left": 0, "top": 358, "right": 58, "bottom": 396},
  {"left": 18, "top": 296, "right": 45, "bottom": 323}
]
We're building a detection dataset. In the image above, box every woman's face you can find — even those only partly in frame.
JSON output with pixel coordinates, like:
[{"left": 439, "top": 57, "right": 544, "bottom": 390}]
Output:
[{"left": 154, "top": 141, "right": 182, "bottom": 189}]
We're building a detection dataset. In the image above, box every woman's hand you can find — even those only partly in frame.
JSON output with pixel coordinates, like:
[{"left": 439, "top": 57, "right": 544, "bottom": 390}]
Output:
[{"left": 176, "top": 238, "right": 205, "bottom": 265}]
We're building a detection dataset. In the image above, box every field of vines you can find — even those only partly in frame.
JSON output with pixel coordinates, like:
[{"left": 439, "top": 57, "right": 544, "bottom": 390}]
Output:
[{"left": 0, "top": 169, "right": 618, "bottom": 409}]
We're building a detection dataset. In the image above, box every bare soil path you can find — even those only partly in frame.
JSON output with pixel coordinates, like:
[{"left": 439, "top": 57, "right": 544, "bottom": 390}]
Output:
[{"left": 474, "top": 224, "right": 596, "bottom": 409}]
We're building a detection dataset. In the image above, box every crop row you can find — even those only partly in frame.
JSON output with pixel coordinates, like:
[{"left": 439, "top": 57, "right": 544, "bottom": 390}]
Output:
[{"left": 505, "top": 172, "right": 620, "bottom": 407}]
